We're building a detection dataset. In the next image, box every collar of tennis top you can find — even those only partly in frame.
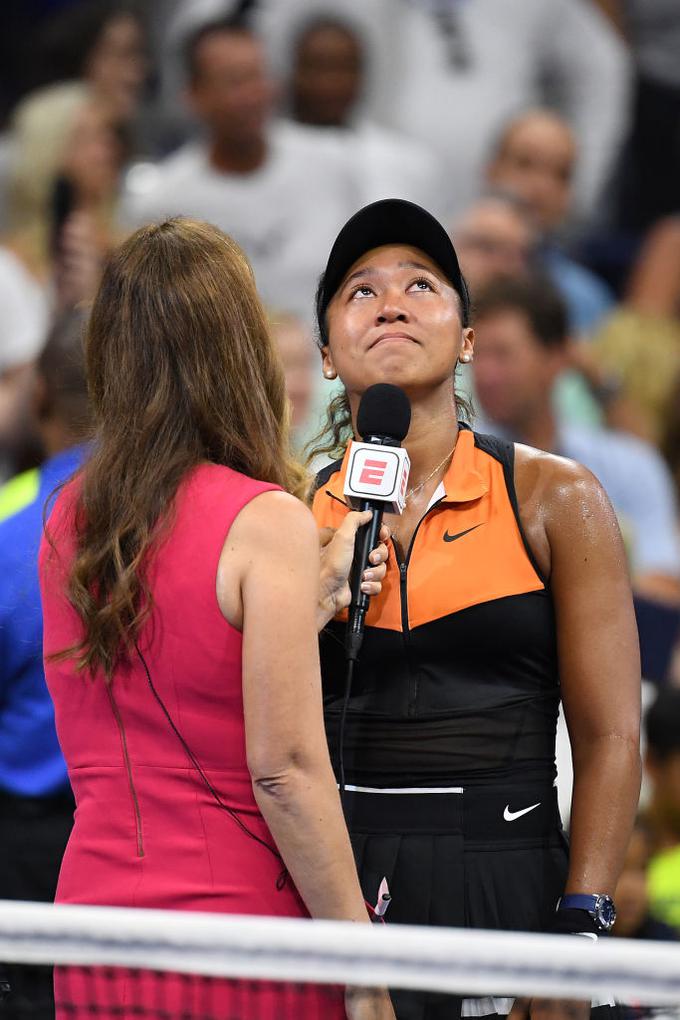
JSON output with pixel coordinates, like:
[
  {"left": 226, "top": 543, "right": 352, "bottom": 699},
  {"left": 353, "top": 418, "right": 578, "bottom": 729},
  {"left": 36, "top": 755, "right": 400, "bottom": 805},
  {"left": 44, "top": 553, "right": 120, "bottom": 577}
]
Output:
[{"left": 324, "top": 423, "right": 488, "bottom": 510}]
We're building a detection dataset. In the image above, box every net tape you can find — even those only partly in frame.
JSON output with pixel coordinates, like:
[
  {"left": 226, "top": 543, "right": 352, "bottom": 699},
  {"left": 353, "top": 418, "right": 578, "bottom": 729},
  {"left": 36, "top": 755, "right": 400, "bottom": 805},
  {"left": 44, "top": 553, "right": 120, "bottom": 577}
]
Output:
[{"left": 1, "top": 900, "right": 679, "bottom": 1004}]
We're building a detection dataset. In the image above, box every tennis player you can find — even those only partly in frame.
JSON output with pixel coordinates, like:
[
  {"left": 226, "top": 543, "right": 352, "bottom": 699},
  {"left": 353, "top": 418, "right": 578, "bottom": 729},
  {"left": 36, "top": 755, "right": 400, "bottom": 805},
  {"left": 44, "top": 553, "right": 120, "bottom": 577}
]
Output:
[{"left": 311, "top": 199, "right": 641, "bottom": 1020}]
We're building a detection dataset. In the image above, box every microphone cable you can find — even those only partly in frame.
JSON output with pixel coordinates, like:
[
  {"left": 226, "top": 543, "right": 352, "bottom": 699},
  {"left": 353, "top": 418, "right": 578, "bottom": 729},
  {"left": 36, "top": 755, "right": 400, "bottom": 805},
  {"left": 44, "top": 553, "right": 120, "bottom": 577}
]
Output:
[
  {"left": 337, "top": 657, "right": 355, "bottom": 806},
  {"left": 135, "top": 642, "right": 288, "bottom": 890}
]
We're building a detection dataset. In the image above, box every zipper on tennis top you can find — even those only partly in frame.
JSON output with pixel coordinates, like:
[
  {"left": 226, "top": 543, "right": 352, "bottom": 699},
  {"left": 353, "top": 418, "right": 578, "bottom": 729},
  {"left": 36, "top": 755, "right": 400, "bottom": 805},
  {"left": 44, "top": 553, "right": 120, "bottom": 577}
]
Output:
[{"left": 399, "top": 497, "right": 444, "bottom": 717}]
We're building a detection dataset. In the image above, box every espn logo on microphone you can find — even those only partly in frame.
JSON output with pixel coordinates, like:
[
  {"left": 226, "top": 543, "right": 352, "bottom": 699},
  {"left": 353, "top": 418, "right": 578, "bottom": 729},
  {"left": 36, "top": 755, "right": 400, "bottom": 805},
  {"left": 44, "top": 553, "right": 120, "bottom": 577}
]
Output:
[{"left": 344, "top": 442, "right": 410, "bottom": 514}]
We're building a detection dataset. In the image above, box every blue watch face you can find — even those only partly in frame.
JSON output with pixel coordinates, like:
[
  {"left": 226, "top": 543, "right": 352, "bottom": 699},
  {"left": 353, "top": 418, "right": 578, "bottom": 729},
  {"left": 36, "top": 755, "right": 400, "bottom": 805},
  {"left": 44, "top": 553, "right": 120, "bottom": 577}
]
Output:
[{"left": 595, "top": 895, "right": 617, "bottom": 930}]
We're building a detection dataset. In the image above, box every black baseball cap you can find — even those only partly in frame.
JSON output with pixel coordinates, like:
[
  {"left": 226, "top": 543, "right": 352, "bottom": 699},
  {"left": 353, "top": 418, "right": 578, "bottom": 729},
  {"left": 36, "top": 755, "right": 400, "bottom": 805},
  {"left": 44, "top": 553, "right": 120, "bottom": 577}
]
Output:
[{"left": 315, "top": 198, "right": 470, "bottom": 344}]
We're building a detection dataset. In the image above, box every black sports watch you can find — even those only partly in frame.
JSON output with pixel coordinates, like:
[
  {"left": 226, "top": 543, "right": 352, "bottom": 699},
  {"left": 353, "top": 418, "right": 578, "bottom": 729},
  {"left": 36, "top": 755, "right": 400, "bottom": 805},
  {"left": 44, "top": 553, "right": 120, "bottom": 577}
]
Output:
[{"left": 558, "top": 893, "right": 617, "bottom": 932}]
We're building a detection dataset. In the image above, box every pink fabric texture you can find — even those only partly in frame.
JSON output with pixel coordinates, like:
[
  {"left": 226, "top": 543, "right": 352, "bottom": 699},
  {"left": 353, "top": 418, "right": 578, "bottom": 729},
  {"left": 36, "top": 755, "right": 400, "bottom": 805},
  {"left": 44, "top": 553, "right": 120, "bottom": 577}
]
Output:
[{"left": 39, "top": 463, "right": 345, "bottom": 1018}]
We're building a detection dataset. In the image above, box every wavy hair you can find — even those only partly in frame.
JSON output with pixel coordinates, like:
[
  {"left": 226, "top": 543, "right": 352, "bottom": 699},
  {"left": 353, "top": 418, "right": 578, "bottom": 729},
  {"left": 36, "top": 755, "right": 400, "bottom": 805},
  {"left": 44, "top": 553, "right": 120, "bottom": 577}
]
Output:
[{"left": 59, "top": 217, "right": 307, "bottom": 679}]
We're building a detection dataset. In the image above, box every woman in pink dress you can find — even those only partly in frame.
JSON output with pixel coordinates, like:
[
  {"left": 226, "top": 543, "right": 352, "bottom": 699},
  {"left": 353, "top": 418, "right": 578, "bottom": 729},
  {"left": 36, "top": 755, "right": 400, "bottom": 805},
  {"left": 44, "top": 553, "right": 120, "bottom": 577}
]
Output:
[{"left": 39, "top": 218, "right": 394, "bottom": 1020}]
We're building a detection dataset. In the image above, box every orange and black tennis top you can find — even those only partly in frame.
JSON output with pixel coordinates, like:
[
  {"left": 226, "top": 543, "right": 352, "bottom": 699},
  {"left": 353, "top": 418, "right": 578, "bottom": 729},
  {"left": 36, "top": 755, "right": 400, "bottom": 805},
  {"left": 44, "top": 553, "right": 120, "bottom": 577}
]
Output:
[{"left": 312, "top": 425, "right": 560, "bottom": 788}]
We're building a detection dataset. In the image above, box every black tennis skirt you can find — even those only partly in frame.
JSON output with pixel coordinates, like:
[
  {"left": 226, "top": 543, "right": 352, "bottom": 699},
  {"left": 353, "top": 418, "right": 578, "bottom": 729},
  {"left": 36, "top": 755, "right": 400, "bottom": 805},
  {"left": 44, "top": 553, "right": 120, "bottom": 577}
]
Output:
[{"left": 342, "top": 781, "right": 619, "bottom": 1020}]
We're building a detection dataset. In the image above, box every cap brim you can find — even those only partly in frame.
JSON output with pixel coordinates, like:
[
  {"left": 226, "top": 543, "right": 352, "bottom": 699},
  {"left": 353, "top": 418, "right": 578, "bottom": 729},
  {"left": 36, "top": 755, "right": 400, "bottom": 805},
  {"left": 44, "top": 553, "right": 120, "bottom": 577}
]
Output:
[{"left": 320, "top": 199, "right": 468, "bottom": 316}]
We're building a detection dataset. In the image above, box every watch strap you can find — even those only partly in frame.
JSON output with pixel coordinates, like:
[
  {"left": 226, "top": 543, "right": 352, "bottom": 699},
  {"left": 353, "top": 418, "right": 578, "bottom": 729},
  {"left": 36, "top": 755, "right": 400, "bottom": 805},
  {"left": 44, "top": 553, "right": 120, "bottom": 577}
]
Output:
[
  {"left": 557, "top": 893, "right": 616, "bottom": 933},
  {"left": 548, "top": 907, "right": 600, "bottom": 938},
  {"left": 559, "top": 894, "right": 600, "bottom": 913}
]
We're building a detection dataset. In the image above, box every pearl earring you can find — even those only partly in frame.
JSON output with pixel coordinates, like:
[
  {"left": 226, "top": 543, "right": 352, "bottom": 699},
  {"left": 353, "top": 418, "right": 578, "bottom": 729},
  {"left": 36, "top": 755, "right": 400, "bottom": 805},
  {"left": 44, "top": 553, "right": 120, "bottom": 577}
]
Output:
[{"left": 460, "top": 353, "right": 472, "bottom": 363}]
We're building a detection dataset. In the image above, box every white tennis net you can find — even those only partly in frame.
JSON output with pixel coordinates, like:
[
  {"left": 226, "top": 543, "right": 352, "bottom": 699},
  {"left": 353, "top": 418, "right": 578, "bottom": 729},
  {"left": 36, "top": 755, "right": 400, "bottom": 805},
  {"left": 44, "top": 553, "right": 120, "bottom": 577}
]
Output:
[{"left": 1, "top": 899, "right": 679, "bottom": 1018}]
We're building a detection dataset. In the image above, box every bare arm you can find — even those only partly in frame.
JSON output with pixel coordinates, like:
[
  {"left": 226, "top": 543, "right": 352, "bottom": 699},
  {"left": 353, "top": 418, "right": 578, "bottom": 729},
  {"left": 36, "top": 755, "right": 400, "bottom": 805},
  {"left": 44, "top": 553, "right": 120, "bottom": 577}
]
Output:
[
  {"left": 545, "top": 460, "right": 641, "bottom": 894},
  {"left": 510, "top": 453, "right": 641, "bottom": 1020},
  {"left": 217, "top": 490, "right": 371, "bottom": 922}
]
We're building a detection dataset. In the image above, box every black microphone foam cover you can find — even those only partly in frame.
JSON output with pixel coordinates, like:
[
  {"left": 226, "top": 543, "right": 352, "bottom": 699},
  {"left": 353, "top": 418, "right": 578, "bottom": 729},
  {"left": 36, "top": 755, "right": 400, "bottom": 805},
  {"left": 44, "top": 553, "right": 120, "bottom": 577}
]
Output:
[{"left": 357, "top": 384, "right": 411, "bottom": 443}]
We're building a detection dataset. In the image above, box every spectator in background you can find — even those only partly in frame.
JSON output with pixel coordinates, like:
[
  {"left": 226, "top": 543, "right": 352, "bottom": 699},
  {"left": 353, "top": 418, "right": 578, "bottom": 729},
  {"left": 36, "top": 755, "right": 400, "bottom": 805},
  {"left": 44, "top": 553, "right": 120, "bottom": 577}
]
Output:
[
  {"left": 472, "top": 274, "right": 680, "bottom": 605},
  {"left": 485, "top": 110, "right": 614, "bottom": 336},
  {"left": 0, "top": 308, "right": 90, "bottom": 1016},
  {"left": 290, "top": 15, "right": 362, "bottom": 128},
  {"left": 268, "top": 311, "right": 316, "bottom": 450},
  {"left": 254, "top": 0, "right": 630, "bottom": 222},
  {"left": 0, "top": 379, "right": 42, "bottom": 497},
  {"left": 0, "top": 2, "right": 148, "bottom": 230},
  {"left": 4, "top": 85, "right": 125, "bottom": 312},
  {"left": 0, "top": 0, "right": 147, "bottom": 130},
  {"left": 453, "top": 193, "right": 536, "bottom": 295},
  {"left": 121, "top": 14, "right": 360, "bottom": 322},
  {"left": 287, "top": 15, "right": 444, "bottom": 214},
  {"left": 594, "top": 0, "right": 680, "bottom": 235},
  {"left": 0, "top": 253, "right": 49, "bottom": 484},
  {"left": 644, "top": 688, "right": 680, "bottom": 934},
  {"left": 662, "top": 370, "right": 680, "bottom": 511},
  {"left": 595, "top": 216, "right": 680, "bottom": 444},
  {"left": 0, "top": 90, "right": 116, "bottom": 488},
  {"left": 613, "top": 817, "right": 678, "bottom": 941},
  {"left": 453, "top": 193, "right": 648, "bottom": 437},
  {"left": 36, "top": 0, "right": 148, "bottom": 130}
]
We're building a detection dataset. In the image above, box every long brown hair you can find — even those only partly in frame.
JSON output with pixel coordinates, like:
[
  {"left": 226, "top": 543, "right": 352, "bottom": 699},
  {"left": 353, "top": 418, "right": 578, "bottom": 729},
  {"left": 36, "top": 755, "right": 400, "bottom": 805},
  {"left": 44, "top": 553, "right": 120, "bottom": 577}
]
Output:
[{"left": 61, "top": 217, "right": 307, "bottom": 679}]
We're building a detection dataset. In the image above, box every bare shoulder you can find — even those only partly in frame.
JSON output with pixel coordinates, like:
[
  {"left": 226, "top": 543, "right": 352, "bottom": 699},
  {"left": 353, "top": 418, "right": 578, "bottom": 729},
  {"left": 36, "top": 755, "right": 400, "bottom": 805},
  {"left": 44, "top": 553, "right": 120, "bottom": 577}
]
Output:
[
  {"left": 515, "top": 442, "right": 613, "bottom": 515},
  {"left": 512, "top": 442, "right": 622, "bottom": 581},
  {"left": 514, "top": 442, "right": 619, "bottom": 549},
  {"left": 228, "top": 489, "right": 317, "bottom": 550},
  {"left": 234, "top": 487, "right": 314, "bottom": 534},
  {"left": 217, "top": 490, "right": 318, "bottom": 628}
]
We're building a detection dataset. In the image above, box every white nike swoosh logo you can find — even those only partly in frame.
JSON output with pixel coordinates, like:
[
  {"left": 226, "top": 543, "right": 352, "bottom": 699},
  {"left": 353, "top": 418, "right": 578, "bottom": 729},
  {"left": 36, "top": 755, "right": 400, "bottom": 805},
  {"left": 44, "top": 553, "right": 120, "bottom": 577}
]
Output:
[{"left": 503, "top": 802, "right": 541, "bottom": 822}]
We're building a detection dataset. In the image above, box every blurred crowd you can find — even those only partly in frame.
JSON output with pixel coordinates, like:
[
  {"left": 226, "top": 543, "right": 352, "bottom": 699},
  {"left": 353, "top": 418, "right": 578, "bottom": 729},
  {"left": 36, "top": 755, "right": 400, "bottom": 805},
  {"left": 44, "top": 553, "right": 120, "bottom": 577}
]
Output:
[{"left": 1, "top": 0, "right": 680, "bottom": 948}]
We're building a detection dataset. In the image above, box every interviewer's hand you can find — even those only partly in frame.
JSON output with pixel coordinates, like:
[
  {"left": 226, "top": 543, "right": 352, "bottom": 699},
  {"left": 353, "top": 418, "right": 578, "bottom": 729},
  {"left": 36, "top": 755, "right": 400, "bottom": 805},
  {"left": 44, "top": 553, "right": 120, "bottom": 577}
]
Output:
[
  {"left": 345, "top": 986, "right": 396, "bottom": 1020},
  {"left": 509, "top": 997, "right": 590, "bottom": 1020},
  {"left": 317, "top": 510, "right": 389, "bottom": 630}
]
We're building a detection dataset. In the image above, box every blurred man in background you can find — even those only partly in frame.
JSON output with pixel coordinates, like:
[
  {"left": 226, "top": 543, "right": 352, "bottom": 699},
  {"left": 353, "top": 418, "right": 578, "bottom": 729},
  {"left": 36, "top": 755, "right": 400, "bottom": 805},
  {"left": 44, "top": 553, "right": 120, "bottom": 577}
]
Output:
[
  {"left": 290, "top": 15, "right": 362, "bottom": 128},
  {"left": 485, "top": 110, "right": 614, "bottom": 335},
  {"left": 453, "top": 192, "right": 647, "bottom": 436},
  {"left": 254, "top": 0, "right": 630, "bottom": 223},
  {"left": 287, "top": 14, "right": 444, "bottom": 214},
  {"left": 472, "top": 274, "right": 680, "bottom": 605},
  {"left": 121, "top": 13, "right": 360, "bottom": 321},
  {"left": 486, "top": 113, "right": 576, "bottom": 239},
  {"left": 452, "top": 192, "right": 536, "bottom": 295}
]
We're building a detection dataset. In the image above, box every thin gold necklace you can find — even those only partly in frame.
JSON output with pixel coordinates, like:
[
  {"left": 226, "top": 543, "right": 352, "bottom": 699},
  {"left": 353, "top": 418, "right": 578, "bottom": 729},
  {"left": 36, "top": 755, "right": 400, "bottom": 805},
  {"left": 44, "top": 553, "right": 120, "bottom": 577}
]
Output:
[{"left": 405, "top": 444, "right": 456, "bottom": 502}]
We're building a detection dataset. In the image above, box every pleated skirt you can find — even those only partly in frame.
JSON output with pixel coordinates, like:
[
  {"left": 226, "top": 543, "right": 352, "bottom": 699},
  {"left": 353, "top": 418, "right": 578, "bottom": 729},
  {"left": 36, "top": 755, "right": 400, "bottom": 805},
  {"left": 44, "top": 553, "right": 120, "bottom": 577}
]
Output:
[{"left": 343, "top": 782, "right": 618, "bottom": 1020}]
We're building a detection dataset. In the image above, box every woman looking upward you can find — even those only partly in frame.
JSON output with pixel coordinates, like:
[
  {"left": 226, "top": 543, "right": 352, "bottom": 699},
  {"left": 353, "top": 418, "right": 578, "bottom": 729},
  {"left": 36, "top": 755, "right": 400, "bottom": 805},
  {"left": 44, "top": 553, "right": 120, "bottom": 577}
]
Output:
[{"left": 311, "top": 199, "right": 641, "bottom": 1020}]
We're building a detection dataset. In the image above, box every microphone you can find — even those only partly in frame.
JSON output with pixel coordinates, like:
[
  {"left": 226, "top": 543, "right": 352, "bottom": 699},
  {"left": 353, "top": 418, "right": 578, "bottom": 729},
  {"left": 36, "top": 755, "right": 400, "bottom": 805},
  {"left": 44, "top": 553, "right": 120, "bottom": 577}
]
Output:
[{"left": 343, "top": 384, "right": 411, "bottom": 661}]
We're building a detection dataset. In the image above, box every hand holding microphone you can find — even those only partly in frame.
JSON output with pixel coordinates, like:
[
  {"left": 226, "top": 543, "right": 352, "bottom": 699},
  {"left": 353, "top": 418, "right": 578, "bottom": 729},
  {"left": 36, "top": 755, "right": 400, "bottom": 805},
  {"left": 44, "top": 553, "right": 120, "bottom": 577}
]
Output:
[
  {"left": 318, "top": 511, "right": 390, "bottom": 630},
  {"left": 343, "top": 384, "right": 411, "bottom": 661}
]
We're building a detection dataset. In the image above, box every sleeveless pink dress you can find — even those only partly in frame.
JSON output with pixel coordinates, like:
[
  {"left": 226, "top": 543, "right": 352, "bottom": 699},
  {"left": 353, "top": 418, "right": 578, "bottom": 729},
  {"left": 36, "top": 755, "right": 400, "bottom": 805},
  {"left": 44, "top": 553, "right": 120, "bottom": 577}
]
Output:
[{"left": 39, "top": 463, "right": 345, "bottom": 1018}]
